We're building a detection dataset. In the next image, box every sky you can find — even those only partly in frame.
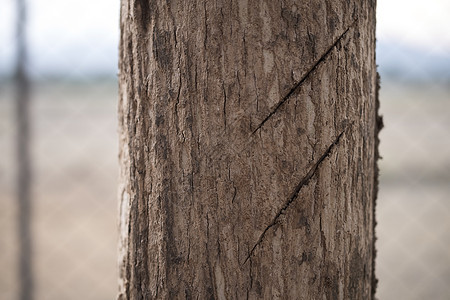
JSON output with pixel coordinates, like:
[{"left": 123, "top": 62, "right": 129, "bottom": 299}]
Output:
[
  {"left": 0, "top": 0, "right": 449, "bottom": 79},
  {"left": 0, "top": 0, "right": 120, "bottom": 77},
  {"left": 376, "top": 0, "right": 450, "bottom": 80},
  {"left": 377, "top": 0, "right": 450, "bottom": 54}
]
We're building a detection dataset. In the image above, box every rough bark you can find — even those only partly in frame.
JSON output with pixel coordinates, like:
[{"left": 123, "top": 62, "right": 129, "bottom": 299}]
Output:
[{"left": 118, "top": 0, "right": 378, "bottom": 299}]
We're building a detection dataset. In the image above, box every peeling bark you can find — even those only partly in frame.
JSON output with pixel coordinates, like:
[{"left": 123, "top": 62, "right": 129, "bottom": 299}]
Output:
[{"left": 118, "top": 0, "right": 378, "bottom": 299}]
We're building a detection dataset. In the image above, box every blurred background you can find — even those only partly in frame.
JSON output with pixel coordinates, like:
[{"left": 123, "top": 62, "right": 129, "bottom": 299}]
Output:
[{"left": 0, "top": 0, "right": 449, "bottom": 299}]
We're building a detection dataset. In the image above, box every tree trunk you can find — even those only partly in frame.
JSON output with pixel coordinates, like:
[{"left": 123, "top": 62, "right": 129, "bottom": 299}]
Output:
[{"left": 118, "top": 0, "right": 379, "bottom": 299}]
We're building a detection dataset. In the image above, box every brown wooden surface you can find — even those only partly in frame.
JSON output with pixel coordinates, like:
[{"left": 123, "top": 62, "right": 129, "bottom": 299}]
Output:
[{"left": 118, "top": 0, "right": 378, "bottom": 298}]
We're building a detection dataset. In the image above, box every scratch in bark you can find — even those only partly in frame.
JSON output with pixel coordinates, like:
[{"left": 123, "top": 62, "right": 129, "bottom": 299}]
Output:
[
  {"left": 243, "top": 129, "right": 347, "bottom": 265},
  {"left": 252, "top": 20, "right": 357, "bottom": 134}
]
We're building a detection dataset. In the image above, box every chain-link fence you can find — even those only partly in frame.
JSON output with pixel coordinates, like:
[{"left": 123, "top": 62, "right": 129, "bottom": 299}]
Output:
[
  {"left": 1, "top": 0, "right": 449, "bottom": 299},
  {"left": 376, "top": 1, "right": 450, "bottom": 299}
]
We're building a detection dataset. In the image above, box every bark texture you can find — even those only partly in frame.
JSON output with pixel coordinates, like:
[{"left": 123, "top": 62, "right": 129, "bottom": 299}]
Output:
[{"left": 118, "top": 0, "right": 378, "bottom": 299}]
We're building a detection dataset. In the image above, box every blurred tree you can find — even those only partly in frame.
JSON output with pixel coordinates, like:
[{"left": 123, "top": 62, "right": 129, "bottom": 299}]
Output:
[
  {"left": 118, "top": 1, "right": 380, "bottom": 299},
  {"left": 15, "top": 0, "right": 32, "bottom": 299}
]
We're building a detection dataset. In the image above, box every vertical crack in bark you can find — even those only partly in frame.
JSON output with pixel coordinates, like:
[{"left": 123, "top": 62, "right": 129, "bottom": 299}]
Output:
[
  {"left": 222, "top": 82, "right": 227, "bottom": 129},
  {"left": 205, "top": 213, "right": 215, "bottom": 298},
  {"left": 231, "top": 185, "right": 237, "bottom": 204},
  {"left": 253, "top": 72, "right": 259, "bottom": 112},
  {"left": 247, "top": 252, "right": 253, "bottom": 300},
  {"left": 243, "top": 129, "right": 347, "bottom": 265},
  {"left": 175, "top": 72, "right": 182, "bottom": 134},
  {"left": 252, "top": 20, "right": 357, "bottom": 134},
  {"left": 319, "top": 214, "right": 327, "bottom": 260},
  {"left": 203, "top": 1, "right": 208, "bottom": 50}
]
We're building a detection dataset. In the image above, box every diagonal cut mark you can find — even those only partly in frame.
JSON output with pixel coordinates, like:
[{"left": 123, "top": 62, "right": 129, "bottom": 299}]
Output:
[
  {"left": 242, "top": 129, "right": 347, "bottom": 265},
  {"left": 252, "top": 20, "right": 357, "bottom": 135}
]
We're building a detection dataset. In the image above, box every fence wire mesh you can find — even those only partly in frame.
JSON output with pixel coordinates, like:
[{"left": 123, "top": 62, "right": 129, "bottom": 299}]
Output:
[
  {"left": 0, "top": 0, "right": 449, "bottom": 299},
  {"left": 1, "top": 0, "right": 119, "bottom": 299},
  {"left": 376, "top": 1, "right": 450, "bottom": 299}
]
